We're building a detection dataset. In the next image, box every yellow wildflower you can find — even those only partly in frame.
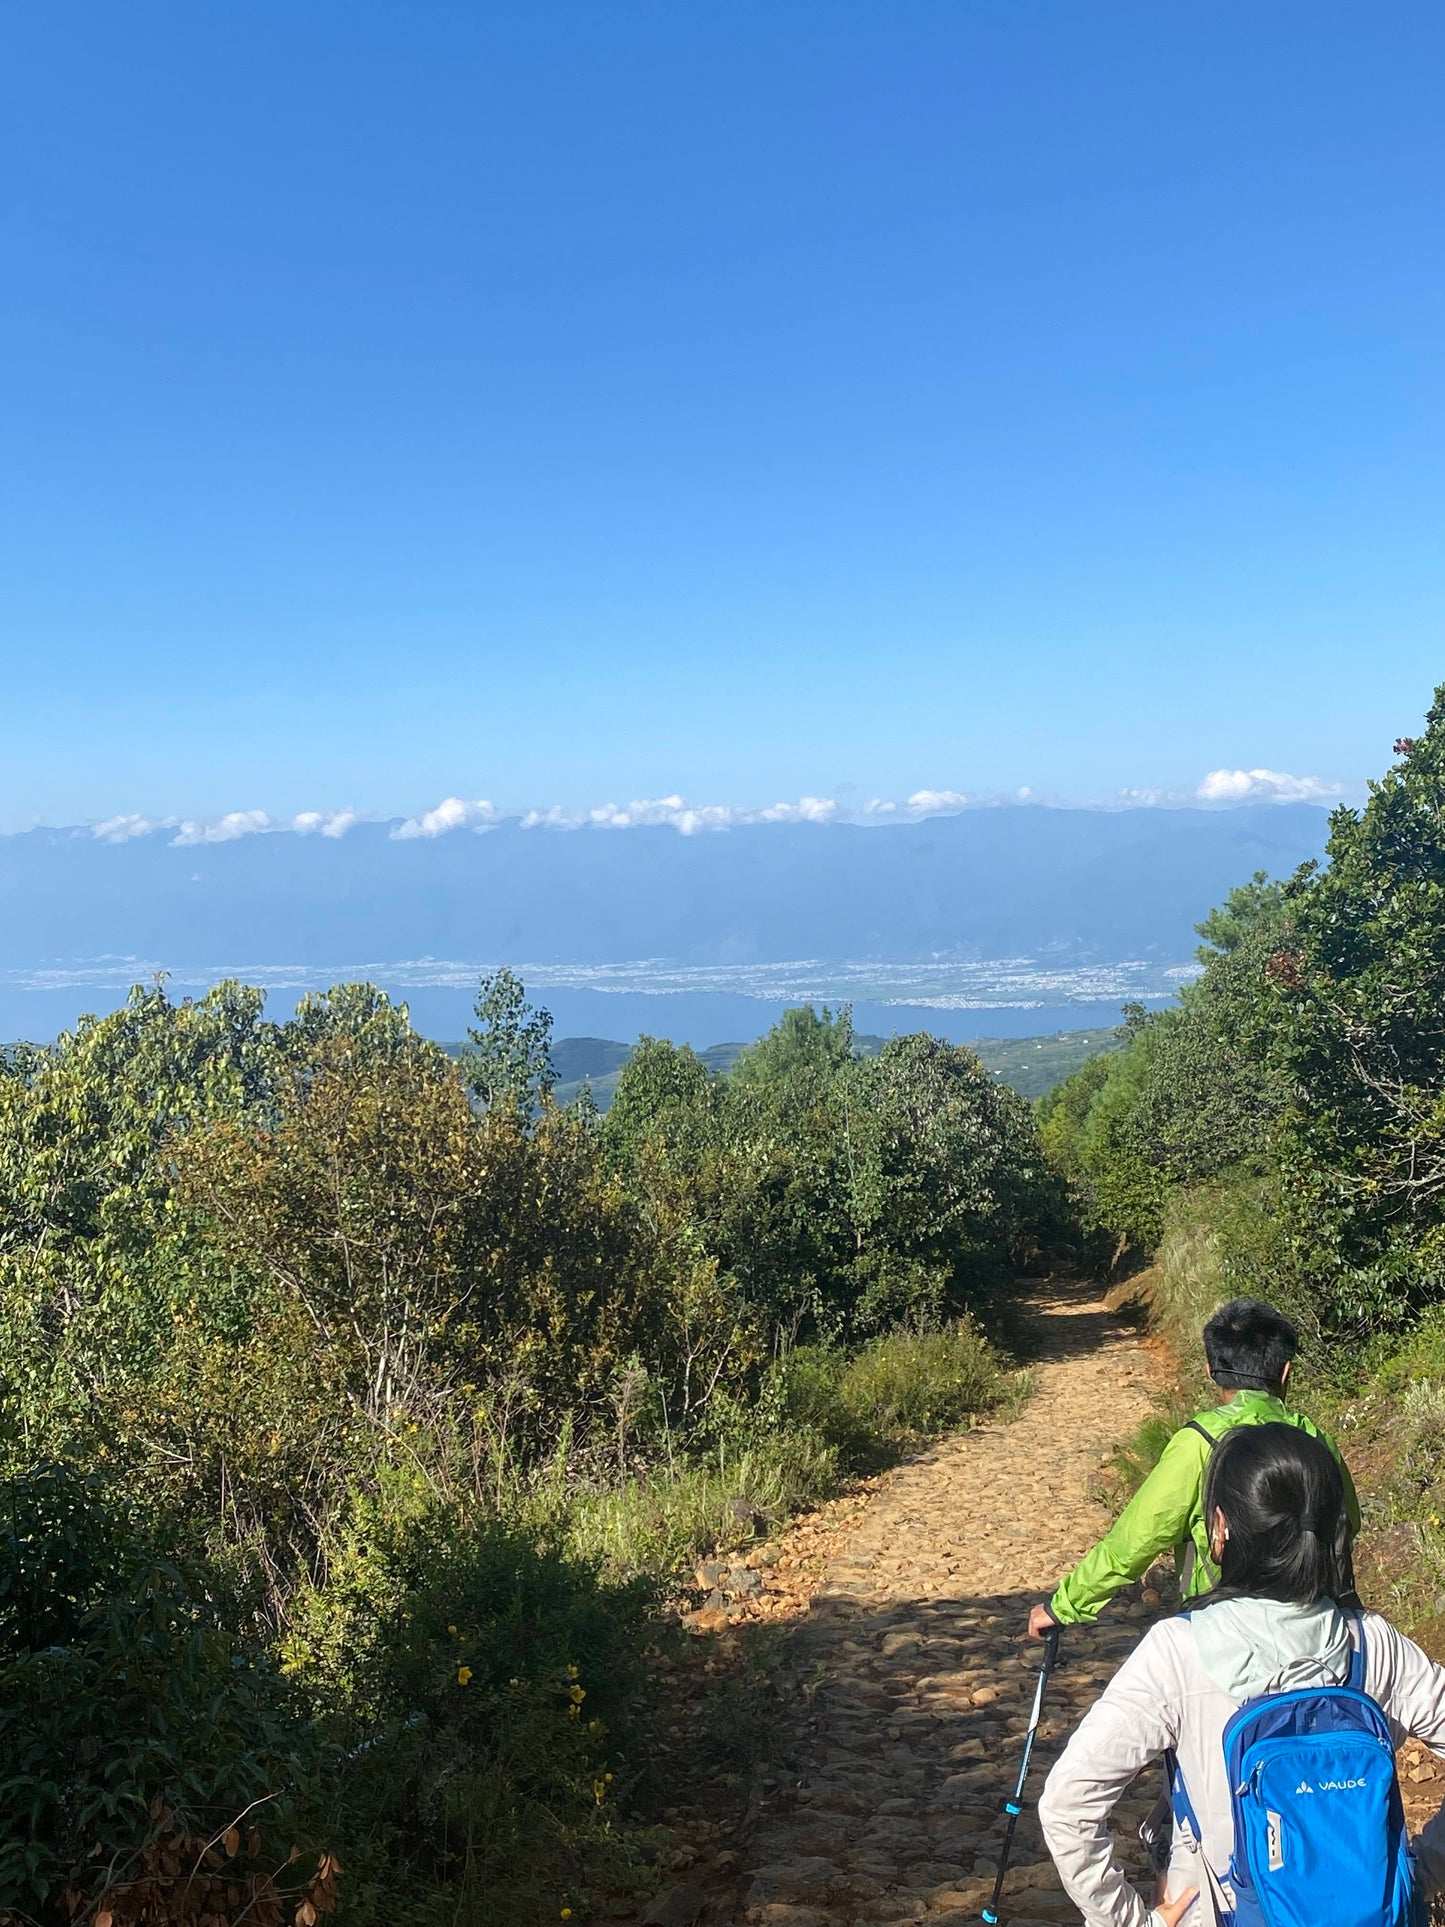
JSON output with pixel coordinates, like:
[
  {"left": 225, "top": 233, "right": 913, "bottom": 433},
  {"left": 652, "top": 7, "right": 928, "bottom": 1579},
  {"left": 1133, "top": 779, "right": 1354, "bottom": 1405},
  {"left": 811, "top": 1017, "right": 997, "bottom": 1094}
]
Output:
[
  {"left": 569, "top": 1684, "right": 586, "bottom": 1704},
  {"left": 457, "top": 1665, "right": 473, "bottom": 1685}
]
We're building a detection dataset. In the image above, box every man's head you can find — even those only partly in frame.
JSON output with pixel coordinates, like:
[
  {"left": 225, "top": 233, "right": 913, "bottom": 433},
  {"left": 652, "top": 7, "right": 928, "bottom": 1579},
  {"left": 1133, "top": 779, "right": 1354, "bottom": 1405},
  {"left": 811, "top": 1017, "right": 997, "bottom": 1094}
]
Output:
[{"left": 1202, "top": 1297, "right": 1298, "bottom": 1395}]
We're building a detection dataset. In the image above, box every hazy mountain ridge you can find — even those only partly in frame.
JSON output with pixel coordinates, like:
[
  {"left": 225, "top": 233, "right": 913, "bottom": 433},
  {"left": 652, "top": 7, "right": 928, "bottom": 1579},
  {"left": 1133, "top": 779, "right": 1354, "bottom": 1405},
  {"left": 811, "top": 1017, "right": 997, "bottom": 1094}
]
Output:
[
  {"left": 542, "top": 1025, "right": 1125, "bottom": 1109},
  {"left": 0, "top": 804, "right": 1330, "bottom": 971}
]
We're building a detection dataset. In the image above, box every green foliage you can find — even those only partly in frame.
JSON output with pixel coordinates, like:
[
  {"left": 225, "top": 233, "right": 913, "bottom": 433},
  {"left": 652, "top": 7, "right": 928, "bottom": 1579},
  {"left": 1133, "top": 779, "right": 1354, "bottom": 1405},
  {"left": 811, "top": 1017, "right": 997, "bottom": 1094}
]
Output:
[
  {"left": 1038, "top": 877, "right": 1293, "bottom": 1258},
  {"left": 605, "top": 1015, "right": 1060, "bottom": 1350},
  {"left": 1038, "top": 1017, "right": 1169, "bottom": 1249},
  {"left": 285, "top": 1490, "right": 651, "bottom": 1926},
  {"left": 559, "top": 1433, "right": 840, "bottom": 1579},
  {"left": 560, "top": 1317, "right": 1011, "bottom": 1576},
  {"left": 1064, "top": 695, "right": 1445, "bottom": 1332},
  {"left": 464, "top": 968, "right": 555, "bottom": 1114},
  {"left": 968, "top": 1026, "right": 1124, "bottom": 1100},
  {"left": 728, "top": 1002, "right": 856, "bottom": 1091},
  {"left": 1268, "top": 692, "right": 1445, "bottom": 1326},
  {"left": 1130, "top": 880, "right": 1289, "bottom": 1186},
  {"left": 0, "top": 1466, "right": 325, "bottom": 1924},
  {"left": 830, "top": 1321, "right": 1012, "bottom": 1437},
  {"left": 551, "top": 1025, "right": 1123, "bottom": 1112}
]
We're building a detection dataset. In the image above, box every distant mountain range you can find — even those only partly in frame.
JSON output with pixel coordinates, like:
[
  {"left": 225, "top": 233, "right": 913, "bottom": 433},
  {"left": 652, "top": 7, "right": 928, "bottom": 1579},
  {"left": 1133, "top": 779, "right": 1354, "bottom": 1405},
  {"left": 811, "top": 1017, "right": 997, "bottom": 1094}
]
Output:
[
  {"left": 543, "top": 1026, "right": 1125, "bottom": 1109},
  {"left": 0, "top": 803, "right": 1331, "bottom": 977}
]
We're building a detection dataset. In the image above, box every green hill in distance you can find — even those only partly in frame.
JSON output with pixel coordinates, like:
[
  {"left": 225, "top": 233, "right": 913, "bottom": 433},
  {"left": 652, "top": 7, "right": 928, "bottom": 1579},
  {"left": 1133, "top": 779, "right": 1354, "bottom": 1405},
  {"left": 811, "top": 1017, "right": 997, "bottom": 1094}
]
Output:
[{"left": 531, "top": 1024, "right": 1124, "bottom": 1110}]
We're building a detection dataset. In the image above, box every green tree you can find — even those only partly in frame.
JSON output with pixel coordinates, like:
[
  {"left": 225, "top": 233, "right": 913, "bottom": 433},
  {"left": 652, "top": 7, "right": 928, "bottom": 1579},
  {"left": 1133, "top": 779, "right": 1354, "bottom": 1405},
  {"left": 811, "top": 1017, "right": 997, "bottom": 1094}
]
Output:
[
  {"left": 465, "top": 968, "right": 555, "bottom": 1114},
  {"left": 843, "top": 1032, "right": 1056, "bottom": 1326},
  {"left": 604, "top": 1007, "right": 1057, "bottom": 1347},
  {"left": 1129, "top": 875, "right": 1289, "bottom": 1187},
  {"left": 729, "top": 1003, "right": 855, "bottom": 1091},
  {"left": 1269, "top": 690, "right": 1445, "bottom": 1323},
  {"left": 0, "top": 981, "right": 281, "bottom": 1449}
]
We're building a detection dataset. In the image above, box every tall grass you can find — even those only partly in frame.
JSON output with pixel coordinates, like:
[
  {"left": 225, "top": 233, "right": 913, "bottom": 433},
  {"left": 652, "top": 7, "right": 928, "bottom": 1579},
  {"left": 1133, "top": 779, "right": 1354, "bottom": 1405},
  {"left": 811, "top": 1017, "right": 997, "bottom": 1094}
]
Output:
[
  {"left": 531, "top": 1317, "right": 1017, "bottom": 1584},
  {"left": 837, "top": 1321, "right": 1014, "bottom": 1435},
  {"left": 558, "top": 1433, "right": 838, "bottom": 1578}
]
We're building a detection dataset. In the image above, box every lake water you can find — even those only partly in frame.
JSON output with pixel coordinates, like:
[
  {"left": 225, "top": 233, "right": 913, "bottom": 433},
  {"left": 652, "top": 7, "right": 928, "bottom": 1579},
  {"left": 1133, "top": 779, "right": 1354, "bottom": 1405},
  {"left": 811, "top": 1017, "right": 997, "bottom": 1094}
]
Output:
[{"left": 0, "top": 978, "right": 1173, "bottom": 1049}]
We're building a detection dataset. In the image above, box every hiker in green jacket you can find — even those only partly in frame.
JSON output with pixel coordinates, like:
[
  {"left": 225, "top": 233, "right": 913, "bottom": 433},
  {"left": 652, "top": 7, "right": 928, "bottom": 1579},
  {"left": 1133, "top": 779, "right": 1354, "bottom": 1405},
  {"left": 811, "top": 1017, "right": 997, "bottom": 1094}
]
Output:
[{"left": 1027, "top": 1297, "right": 1360, "bottom": 1639}]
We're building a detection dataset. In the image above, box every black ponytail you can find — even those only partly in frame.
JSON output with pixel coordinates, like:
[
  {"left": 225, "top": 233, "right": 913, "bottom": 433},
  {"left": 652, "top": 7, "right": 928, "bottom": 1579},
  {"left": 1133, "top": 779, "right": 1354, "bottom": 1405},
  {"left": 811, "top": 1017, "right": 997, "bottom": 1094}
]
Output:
[{"left": 1199, "top": 1423, "right": 1352, "bottom": 1608}]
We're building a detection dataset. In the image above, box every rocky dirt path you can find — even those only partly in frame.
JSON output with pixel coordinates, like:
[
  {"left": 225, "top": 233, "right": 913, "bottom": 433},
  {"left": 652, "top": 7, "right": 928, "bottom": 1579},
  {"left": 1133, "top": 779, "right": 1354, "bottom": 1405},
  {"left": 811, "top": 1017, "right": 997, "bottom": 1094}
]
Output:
[{"left": 665, "top": 1275, "right": 1170, "bottom": 1927}]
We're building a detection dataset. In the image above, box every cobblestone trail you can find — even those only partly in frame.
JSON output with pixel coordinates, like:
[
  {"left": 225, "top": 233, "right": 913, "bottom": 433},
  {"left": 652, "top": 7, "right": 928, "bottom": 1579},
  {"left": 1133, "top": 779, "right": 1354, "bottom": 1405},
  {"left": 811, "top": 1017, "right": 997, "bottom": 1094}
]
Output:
[{"left": 732, "top": 1275, "right": 1165, "bottom": 1927}]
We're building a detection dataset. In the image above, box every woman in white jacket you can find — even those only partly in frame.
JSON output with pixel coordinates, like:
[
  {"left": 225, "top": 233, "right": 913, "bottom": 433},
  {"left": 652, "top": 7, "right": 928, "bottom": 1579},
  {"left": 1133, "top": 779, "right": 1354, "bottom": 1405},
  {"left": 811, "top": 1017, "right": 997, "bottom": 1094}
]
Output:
[{"left": 1038, "top": 1422, "right": 1445, "bottom": 1927}]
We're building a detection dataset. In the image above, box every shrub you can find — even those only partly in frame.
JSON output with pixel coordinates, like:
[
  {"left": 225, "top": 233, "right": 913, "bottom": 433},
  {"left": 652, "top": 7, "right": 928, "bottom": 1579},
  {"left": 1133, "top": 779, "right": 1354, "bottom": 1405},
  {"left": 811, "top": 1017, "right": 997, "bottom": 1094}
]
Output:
[
  {"left": 559, "top": 1432, "right": 839, "bottom": 1578},
  {"left": 283, "top": 1484, "right": 654, "bottom": 1927},
  {"left": 835, "top": 1321, "right": 1009, "bottom": 1438},
  {"left": 0, "top": 1466, "right": 328, "bottom": 1927}
]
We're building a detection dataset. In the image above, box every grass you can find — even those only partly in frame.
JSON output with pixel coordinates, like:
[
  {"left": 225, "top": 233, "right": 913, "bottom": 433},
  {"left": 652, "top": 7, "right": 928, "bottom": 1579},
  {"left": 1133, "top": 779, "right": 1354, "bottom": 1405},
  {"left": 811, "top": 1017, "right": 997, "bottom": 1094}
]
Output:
[
  {"left": 834, "top": 1321, "right": 1024, "bottom": 1435},
  {"left": 536, "top": 1317, "right": 1021, "bottom": 1585},
  {"left": 557, "top": 1433, "right": 839, "bottom": 1579}
]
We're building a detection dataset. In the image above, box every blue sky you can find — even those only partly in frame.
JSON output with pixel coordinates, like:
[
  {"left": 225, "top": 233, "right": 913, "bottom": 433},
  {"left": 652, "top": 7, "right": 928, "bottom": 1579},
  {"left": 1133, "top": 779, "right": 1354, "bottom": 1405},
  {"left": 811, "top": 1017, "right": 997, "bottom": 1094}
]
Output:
[{"left": 4, "top": 1, "right": 1444, "bottom": 829}]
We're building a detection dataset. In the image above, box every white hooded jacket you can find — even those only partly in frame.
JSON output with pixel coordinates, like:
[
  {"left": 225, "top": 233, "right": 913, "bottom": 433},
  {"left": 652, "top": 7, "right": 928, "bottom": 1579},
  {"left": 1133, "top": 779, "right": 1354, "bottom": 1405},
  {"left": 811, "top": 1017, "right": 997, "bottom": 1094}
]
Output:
[{"left": 1037, "top": 1600, "right": 1445, "bottom": 1927}]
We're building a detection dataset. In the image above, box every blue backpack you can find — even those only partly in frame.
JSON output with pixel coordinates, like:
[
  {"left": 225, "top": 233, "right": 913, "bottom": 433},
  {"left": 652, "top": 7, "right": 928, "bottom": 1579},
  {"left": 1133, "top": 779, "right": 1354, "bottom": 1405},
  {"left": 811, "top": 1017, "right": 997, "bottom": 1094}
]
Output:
[{"left": 1169, "top": 1612, "right": 1419, "bottom": 1927}]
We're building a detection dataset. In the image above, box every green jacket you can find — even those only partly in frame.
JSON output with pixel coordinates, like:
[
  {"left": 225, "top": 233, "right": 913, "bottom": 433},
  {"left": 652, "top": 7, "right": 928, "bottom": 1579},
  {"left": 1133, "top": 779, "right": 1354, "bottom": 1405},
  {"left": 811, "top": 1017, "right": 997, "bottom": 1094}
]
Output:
[{"left": 1049, "top": 1389, "right": 1362, "bottom": 1626}]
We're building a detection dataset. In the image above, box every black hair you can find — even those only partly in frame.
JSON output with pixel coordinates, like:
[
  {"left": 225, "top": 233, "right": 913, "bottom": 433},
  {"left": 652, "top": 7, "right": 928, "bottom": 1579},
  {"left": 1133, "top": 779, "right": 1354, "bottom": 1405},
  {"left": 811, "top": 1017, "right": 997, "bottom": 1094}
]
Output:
[
  {"left": 1203, "top": 1297, "right": 1298, "bottom": 1392},
  {"left": 1200, "top": 1422, "right": 1351, "bottom": 1607}
]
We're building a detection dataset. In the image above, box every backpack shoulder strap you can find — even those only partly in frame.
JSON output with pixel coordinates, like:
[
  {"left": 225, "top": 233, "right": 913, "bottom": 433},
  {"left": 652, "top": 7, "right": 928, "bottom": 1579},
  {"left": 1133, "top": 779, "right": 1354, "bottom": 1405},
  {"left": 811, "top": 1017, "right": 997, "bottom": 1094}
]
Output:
[
  {"left": 1166, "top": 1746, "right": 1234, "bottom": 1922},
  {"left": 1347, "top": 1609, "right": 1369, "bottom": 1693},
  {"left": 1183, "top": 1418, "right": 1218, "bottom": 1450}
]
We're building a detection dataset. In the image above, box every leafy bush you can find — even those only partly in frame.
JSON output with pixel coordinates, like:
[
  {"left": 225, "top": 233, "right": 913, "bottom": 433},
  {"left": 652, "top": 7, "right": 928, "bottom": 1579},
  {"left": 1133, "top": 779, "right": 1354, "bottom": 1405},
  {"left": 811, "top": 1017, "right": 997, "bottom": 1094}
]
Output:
[
  {"left": 0, "top": 1467, "right": 328, "bottom": 1927},
  {"left": 834, "top": 1321, "right": 1010, "bottom": 1438},
  {"left": 285, "top": 1486, "right": 653, "bottom": 1927},
  {"left": 559, "top": 1433, "right": 840, "bottom": 1578},
  {"left": 1267, "top": 696, "right": 1445, "bottom": 1329},
  {"left": 561, "top": 1320, "right": 1011, "bottom": 1578},
  {"left": 606, "top": 1016, "right": 1060, "bottom": 1351},
  {"left": 1045, "top": 692, "right": 1445, "bottom": 1336}
]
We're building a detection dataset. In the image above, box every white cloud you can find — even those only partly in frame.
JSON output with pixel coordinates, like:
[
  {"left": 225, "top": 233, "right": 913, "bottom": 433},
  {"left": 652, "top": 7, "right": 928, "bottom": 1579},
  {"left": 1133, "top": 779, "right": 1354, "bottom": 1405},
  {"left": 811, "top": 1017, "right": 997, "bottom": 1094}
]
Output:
[
  {"left": 95, "top": 808, "right": 361, "bottom": 844},
  {"left": 759, "top": 795, "right": 838, "bottom": 825},
  {"left": 519, "top": 804, "right": 585, "bottom": 830},
  {"left": 39, "top": 773, "right": 1351, "bottom": 849},
  {"left": 866, "top": 789, "right": 971, "bottom": 820},
  {"left": 1196, "top": 768, "right": 1343, "bottom": 805},
  {"left": 292, "top": 810, "right": 358, "bottom": 838},
  {"left": 905, "top": 788, "right": 971, "bottom": 816},
  {"left": 520, "top": 794, "right": 841, "bottom": 835},
  {"left": 590, "top": 797, "right": 737, "bottom": 834},
  {"left": 172, "top": 809, "right": 274, "bottom": 846},
  {"left": 392, "top": 797, "right": 503, "bottom": 839},
  {"left": 91, "top": 813, "right": 178, "bottom": 842}
]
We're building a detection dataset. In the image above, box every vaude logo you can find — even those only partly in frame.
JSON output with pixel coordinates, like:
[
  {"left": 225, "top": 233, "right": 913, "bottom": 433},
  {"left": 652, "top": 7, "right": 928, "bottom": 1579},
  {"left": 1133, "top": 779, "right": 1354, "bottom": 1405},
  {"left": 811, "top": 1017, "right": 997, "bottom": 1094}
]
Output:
[
  {"left": 1292, "top": 1777, "right": 1366, "bottom": 1794},
  {"left": 1295, "top": 1781, "right": 1313, "bottom": 1794}
]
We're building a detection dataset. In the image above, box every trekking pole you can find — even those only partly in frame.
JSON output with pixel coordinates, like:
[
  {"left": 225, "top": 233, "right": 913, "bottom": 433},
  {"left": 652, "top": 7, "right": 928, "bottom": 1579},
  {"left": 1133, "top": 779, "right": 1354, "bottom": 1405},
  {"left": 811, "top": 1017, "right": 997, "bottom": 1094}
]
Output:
[{"left": 981, "top": 1625, "right": 1060, "bottom": 1926}]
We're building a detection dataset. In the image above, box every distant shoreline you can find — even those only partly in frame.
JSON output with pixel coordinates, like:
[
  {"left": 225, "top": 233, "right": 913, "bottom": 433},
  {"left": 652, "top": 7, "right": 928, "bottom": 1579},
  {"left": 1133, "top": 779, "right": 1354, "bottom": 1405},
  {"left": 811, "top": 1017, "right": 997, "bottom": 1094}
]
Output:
[{"left": 0, "top": 970, "right": 1175, "bottom": 1051}]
